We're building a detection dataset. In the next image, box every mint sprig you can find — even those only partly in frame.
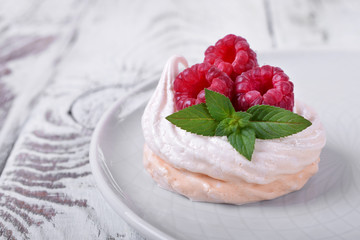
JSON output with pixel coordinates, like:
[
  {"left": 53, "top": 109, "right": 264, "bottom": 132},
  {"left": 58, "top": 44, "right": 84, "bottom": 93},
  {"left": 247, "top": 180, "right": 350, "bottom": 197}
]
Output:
[
  {"left": 228, "top": 127, "right": 256, "bottom": 161},
  {"left": 247, "top": 105, "right": 312, "bottom": 139},
  {"left": 165, "top": 103, "right": 219, "bottom": 136},
  {"left": 205, "top": 88, "right": 235, "bottom": 121},
  {"left": 166, "top": 89, "right": 312, "bottom": 161}
]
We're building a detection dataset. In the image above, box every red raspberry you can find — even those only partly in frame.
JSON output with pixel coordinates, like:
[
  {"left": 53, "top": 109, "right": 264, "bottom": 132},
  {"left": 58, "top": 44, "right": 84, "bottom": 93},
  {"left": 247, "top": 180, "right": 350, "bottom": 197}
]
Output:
[
  {"left": 204, "top": 34, "right": 258, "bottom": 80},
  {"left": 235, "top": 65, "right": 294, "bottom": 111},
  {"left": 174, "top": 62, "right": 234, "bottom": 111}
]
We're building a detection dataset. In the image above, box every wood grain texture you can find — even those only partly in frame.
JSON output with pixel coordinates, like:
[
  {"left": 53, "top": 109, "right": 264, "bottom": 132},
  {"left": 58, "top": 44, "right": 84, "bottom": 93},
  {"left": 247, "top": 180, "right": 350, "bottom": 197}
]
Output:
[
  {"left": 0, "top": 0, "right": 359, "bottom": 239},
  {"left": 268, "top": 0, "right": 360, "bottom": 49}
]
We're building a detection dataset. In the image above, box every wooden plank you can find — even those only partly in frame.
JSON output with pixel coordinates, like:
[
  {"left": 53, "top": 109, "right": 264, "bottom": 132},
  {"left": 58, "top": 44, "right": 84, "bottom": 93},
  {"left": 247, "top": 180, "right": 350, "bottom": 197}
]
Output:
[{"left": 268, "top": 0, "right": 360, "bottom": 49}]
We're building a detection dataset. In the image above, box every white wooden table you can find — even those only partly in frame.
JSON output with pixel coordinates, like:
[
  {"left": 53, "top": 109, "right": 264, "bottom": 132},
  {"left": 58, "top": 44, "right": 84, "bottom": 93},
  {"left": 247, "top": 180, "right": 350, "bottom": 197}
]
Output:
[{"left": 0, "top": 0, "right": 359, "bottom": 239}]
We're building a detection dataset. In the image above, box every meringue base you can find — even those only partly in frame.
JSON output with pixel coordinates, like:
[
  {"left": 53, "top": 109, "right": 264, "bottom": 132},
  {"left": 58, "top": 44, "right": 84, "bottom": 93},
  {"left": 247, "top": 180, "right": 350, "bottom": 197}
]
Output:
[{"left": 143, "top": 144, "right": 319, "bottom": 205}]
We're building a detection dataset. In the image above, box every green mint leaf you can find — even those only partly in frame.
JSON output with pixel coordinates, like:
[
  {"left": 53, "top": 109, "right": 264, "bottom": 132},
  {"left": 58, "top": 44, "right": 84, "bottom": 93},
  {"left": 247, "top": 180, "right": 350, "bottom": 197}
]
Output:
[
  {"left": 227, "top": 128, "right": 256, "bottom": 161},
  {"left": 215, "top": 118, "right": 237, "bottom": 136},
  {"left": 166, "top": 103, "right": 219, "bottom": 136},
  {"left": 232, "top": 111, "right": 252, "bottom": 128},
  {"left": 205, "top": 89, "right": 235, "bottom": 121},
  {"left": 215, "top": 112, "right": 252, "bottom": 136},
  {"left": 247, "top": 105, "right": 312, "bottom": 139}
]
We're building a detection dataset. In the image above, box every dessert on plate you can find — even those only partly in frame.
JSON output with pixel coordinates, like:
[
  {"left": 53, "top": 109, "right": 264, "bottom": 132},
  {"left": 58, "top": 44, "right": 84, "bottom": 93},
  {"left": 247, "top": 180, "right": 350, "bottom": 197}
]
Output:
[{"left": 141, "top": 34, "right": 326, "bottom": 205}]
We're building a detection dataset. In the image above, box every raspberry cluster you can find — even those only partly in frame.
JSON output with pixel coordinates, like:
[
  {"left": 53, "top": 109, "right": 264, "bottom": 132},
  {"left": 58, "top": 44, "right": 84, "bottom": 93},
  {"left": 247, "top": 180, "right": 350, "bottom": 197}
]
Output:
[
  {"left": 235, "top": 65, "right": 294, "bottom": 111},
  {"left": 174, "top": 62, "right": 233, "bottom": 111},
  {"left": 174, "top": 34, "right": 294, "bottom": 112},
  {"left": 204, "top": 34, "right": 258, "bottom": 80}
]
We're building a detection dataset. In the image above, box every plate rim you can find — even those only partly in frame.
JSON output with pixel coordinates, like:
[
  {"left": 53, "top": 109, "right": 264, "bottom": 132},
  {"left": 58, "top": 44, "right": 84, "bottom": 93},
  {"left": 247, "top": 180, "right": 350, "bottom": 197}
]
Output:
[{"left": 89, "top": 90, "right": 175, "bottom": 240}]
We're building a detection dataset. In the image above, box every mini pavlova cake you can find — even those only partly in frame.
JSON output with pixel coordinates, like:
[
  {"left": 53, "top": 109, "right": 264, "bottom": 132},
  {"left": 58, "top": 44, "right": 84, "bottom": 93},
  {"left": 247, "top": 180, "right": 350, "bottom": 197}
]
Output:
[{"left": 141, "top": 34, "right": 326, "bottom": 205}]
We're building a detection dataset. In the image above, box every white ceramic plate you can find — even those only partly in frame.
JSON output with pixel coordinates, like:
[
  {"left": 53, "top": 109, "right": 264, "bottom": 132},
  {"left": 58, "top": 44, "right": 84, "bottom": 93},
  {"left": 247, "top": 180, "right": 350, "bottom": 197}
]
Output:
[{"left": 90, "top": 51, "right": 360, "bottom": 240}]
